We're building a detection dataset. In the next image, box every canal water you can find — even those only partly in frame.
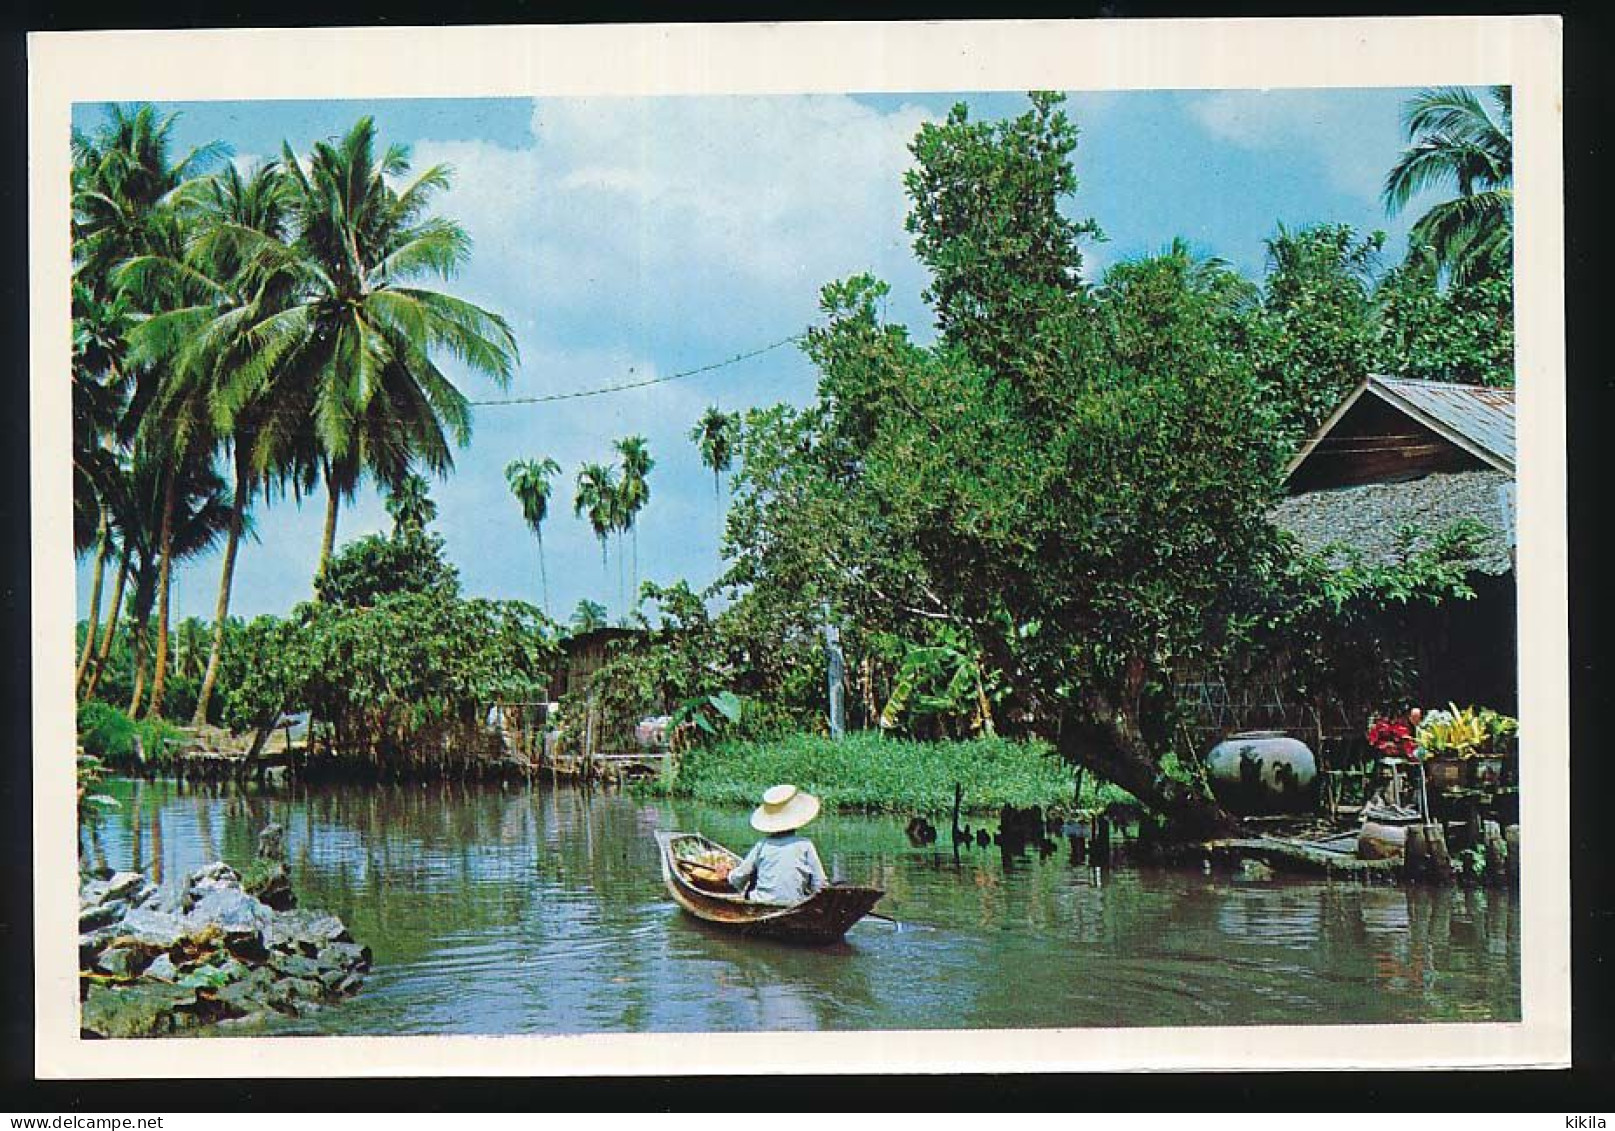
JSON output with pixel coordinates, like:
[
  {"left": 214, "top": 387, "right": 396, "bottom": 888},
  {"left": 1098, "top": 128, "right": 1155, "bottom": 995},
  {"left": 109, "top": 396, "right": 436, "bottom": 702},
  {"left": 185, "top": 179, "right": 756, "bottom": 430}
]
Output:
[{"left": 82, "top": 777, "right": 1520, "bottom": 1034}]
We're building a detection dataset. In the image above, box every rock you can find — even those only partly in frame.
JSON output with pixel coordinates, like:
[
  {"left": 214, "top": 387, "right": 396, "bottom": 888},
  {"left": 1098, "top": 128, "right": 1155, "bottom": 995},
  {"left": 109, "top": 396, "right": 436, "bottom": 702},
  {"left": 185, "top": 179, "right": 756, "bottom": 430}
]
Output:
[
  {"left": 79, "top": 926, "right": 122, "bottom": 968},
  {"left": 317, "top": 941, "right": 371, "bottom": 971},
  {"left": 79, "top": 900, "right": 127, "bottom": 932},
  {"left": 181, "top": 862, "right": 242, "bottom": 912},
  {"left": 337, "top": 972, "right": 364, "bottom": 995},
  {"left": 263, "top": 909, "right": 351, "bottom": 952},
  {"left": 184, "top": 887, "right": 273, "bottom": 937},
  {"left": 256, "top": 823, "right": 288, "bottom": 862},
  {"left": 116, "top": 907, "right": 189, "bottom": 950},
  {"left": 79, "top": 879, "right": 111, "bottom": 908},
  {"left": 270, "top": 952, "right": 322, "bottom": 980},
  {"left": 242, "top": 858, "right": 296, "bottom": 912},
  {"left": 145, "top": 954, "right": 177, "bottom": 982},
  {"left": 279, "top": 975, "right": 324, "bottom": 1003},
  {"left": 214, "top": 1010, "right": 271, "bottom": 1032},
  {"left": 81, "top": 982, "right": 197, "bottom": 1039},
  {"left": 95, "top": 946, "right": 143, "bottom": 978},
  {"left": 317, "top": 966, "right": 347, "bottom": 992},
  {"left": 1237, "top": 859, "right": 1277, "bottom": 882},
  {"left": 214, "top": 979, "right": 270, "bottom": 1015},
  {"left": 103, "top": 871, "right": 147, "bottom": 904}
]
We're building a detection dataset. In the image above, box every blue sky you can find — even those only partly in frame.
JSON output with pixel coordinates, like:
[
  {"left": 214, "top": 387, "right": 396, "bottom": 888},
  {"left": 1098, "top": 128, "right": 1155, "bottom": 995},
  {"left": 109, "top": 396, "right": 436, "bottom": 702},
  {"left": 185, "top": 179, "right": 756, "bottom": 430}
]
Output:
[{"left": 72, "top": 87, "right": 1443, "bottom": 625}]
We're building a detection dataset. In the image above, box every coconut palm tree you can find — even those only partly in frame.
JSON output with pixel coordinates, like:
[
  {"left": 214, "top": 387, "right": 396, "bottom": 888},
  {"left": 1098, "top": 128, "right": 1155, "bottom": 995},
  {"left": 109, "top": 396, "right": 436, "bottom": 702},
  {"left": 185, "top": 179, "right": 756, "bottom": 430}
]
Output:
[
  {"left": 385, "top": 471, "right": 439, "bottom": 537},
  {"left": 106, "top": 450, "right": 233, "bottom": 718},
  {"left": 117, "top": 159, "right": 304, "bottom": 724},
  {"left": 505, "top": 456, "right": 561, "bottom": 614},
  {"left": 232, "top": 116, "right": 517, "bottom": 583},
  {"left": 1383, "top": 85, "right": 1512, "bottom": 285},
  {"left": 613, "top": 435, "right": 654, "bottom": 600},
  {"left": 74, "top": 104, "right": 227, "bottom": 722}
]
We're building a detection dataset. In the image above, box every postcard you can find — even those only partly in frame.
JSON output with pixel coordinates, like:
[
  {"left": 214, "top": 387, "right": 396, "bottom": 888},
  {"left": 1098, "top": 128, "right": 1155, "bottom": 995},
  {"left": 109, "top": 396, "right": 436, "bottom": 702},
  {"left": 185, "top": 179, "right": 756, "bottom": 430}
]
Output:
[{"left": 29, "top": 16, "right": 1568, "bottom": 1076}]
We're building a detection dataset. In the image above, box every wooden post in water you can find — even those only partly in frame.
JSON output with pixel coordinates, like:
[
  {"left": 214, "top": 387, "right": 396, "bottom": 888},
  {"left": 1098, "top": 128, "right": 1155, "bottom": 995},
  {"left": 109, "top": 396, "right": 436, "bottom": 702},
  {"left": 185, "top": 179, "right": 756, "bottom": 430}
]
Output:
[{"left": 1091, "top": 815, "right": 1111, "bottom": 865}]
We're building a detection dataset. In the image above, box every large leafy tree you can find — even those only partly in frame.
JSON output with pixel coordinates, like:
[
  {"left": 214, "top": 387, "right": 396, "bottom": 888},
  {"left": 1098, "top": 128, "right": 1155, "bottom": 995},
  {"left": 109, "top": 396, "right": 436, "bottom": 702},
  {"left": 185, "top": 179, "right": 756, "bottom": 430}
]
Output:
[
  {"left": 236, "top": 116, "right": 518, "bottom": 582},
  {"left": 1383, "top": 85, "right": 1512, "bottom": 287},
  {"left": 505, "top": 457, "right": 562, "bottom": 615},
  {"left": 1252, "top": 223, "right": 1384, "bottom": 448},
  {"left": 723, "top": 95, "right": 1282, "bottom": 836}
]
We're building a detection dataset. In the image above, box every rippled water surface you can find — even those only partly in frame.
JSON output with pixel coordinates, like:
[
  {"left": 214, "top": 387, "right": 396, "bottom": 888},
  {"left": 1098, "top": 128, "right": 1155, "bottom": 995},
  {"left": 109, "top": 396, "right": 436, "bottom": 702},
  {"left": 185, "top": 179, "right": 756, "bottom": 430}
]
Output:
[{"left": 84, "top": 777, "right": 1521, "bottom": 1034}]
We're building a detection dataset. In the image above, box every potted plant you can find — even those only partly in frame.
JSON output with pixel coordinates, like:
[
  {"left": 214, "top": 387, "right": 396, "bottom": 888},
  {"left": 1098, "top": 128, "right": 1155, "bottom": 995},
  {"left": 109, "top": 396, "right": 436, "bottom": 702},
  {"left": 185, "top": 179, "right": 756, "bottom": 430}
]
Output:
[{"left": 1414, "top": 703, "right": 1518, "bottom": 789}]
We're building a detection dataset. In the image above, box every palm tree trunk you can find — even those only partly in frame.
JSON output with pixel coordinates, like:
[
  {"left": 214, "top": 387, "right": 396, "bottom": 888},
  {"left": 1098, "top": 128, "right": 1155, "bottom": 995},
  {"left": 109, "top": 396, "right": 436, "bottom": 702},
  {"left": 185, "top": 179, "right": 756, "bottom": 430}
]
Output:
[
  {"left": 76, "top": 508, "right": 110, "bottom": 692},
  {"left": 84, "top": 548, "right": 128, "bottom": 701},
  {"left": 194, "top": 458, "right": 248, "bottom": 726},
  {"left": 317, "top": 468, "right": 341, "bottom": 588},
  {"left": 145, "top": 466, "right": 178, "bottom": 721},
  {"left": 127, "top": 610, "right": 149, "bottom": 719},
  {"left": 537, "top": 532, "right": 550, "bottom": 617}
]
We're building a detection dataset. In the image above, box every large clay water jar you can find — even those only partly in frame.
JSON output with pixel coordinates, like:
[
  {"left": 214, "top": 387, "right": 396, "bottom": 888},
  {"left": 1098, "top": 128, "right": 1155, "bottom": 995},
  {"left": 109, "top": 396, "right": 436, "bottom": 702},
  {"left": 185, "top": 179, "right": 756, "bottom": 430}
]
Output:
[{"left": 1206, "top": 731, "right": 1318, "bottom": 816}]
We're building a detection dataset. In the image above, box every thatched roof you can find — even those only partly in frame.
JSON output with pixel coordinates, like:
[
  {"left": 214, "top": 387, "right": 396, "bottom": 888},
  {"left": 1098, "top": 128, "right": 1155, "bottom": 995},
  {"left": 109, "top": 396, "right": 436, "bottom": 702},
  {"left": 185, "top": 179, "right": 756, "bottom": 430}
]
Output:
[{"left": 1270, "top": 469, "right": 1515, "bottom": 576}]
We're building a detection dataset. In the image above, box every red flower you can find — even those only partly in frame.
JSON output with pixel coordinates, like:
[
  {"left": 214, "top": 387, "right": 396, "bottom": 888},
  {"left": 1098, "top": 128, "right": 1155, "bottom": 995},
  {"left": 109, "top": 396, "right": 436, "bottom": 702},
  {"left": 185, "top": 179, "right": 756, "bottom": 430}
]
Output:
[{"left": 1367, "top": 715, "right": 1416, "bottom": 759}]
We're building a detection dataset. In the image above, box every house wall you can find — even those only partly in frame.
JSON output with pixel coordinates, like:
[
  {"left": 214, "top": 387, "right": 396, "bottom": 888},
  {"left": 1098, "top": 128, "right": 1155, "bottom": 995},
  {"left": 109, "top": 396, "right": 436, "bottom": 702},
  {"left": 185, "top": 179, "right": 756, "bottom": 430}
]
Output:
[{"left": 1288, "top": 394, "right": 1487, "bottom": 492}]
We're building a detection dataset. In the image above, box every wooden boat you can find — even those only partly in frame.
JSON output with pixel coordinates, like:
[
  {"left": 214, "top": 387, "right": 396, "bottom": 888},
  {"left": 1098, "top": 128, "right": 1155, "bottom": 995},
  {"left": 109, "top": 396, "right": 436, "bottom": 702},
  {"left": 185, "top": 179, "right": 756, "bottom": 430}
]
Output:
[{"left": 653, "top": 830, "right": 885, "bottom": 944}]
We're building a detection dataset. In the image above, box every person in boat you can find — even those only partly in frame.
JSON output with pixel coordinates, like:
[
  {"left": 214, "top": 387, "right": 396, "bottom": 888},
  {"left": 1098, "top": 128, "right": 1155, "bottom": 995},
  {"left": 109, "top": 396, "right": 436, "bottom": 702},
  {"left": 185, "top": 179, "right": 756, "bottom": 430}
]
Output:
[{"left": 719, "top": 784, "right": 828, "bottom": 905}]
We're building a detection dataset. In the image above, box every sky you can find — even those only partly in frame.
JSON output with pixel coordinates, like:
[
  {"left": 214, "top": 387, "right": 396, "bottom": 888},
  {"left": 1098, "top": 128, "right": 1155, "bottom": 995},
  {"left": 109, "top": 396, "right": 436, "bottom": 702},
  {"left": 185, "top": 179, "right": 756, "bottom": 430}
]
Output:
[{"left": 71, "top": 87, "right": 1445, "bottom": 626}]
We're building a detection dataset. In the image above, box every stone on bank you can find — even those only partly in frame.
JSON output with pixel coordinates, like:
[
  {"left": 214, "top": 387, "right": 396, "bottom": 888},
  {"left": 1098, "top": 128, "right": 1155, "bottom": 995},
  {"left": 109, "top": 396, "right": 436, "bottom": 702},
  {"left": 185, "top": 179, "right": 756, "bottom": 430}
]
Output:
[{"left": 78, "top": 823, "right": 372, "bottom": 1038}]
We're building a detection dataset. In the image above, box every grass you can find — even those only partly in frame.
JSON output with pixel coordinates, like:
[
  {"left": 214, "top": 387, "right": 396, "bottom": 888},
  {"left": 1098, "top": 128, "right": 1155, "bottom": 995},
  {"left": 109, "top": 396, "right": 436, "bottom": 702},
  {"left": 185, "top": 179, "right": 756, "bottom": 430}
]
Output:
[
  {"left": 639, "top": 730, "right": 1137, "bottom": 817},
  {"left": 76, "top": 702, "right": 189, "bottom": 769}
]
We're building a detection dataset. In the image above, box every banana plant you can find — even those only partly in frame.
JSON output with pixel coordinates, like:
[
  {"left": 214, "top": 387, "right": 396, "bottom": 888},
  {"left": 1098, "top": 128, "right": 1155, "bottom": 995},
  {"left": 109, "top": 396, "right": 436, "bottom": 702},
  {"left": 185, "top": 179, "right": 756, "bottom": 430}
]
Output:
[{"left": 877, "top": 626, "right": 997, "bottom": 738}]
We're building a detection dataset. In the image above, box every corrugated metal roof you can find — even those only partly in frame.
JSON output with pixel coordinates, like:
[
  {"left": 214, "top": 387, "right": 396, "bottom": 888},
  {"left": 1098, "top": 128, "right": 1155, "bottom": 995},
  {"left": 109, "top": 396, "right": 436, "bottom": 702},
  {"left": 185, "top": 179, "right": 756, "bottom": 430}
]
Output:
[{"left": 1371, "top": 377, "right": 1515, "bottom": 472}]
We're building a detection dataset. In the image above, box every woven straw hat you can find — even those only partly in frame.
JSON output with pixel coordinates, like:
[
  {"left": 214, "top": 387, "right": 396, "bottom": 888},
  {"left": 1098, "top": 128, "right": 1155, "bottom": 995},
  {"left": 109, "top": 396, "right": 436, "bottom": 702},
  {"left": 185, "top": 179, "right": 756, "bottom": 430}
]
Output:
[{"left": 750, "top": 784, "right": 821, "bottom": 833}]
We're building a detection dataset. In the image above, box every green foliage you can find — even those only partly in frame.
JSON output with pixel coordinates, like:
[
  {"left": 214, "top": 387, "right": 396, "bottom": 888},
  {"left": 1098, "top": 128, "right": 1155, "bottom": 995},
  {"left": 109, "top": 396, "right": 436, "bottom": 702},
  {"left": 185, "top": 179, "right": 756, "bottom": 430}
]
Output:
[
  {"left": 314, "top": 530, "right": 459, "bottom": 607},
  {"left": 224, "top": 534, "right": 557, "bottom": 762},
  {"left": 657, "top": 731, "right": 1078, "bottom": 816},
  {"left": 876, "top": 624, "right": 999, "bottom": 739},
  {"left": 1374, "top": 254, "right": 1514, "bottom": 386},
  {"left": 76, "top": 751, "right": 119, "bottom": 822},
  {"left": 1253, "top": 224, "right": 1384, "bottom": 447},
  {"left": 75, "top": 701, "right": 186, "bottom": 768}
]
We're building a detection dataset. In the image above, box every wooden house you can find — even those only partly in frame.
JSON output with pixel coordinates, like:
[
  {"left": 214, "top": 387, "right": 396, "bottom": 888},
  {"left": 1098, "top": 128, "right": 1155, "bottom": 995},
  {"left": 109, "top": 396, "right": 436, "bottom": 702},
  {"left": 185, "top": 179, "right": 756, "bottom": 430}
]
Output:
[
  {"left": 551, "top": 626, "right": 644, "bottom": 701},
  {"left": 1271, "top": 375, "right": 1517, "bottom": 711}
]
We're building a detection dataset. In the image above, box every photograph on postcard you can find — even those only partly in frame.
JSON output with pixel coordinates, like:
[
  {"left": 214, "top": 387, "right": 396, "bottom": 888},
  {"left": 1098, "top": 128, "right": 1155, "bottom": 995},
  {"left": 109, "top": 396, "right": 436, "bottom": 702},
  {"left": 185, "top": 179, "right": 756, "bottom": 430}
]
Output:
[{"left": 30, "top": 18, "right": 1567, "bottom": 1072}]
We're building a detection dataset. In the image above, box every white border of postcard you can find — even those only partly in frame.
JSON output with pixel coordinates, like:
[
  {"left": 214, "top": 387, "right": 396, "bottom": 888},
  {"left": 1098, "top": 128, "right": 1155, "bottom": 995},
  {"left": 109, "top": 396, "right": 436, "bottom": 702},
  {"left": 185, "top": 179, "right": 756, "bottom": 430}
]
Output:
[{"left": 29, "top": 16, "right": 1568, "bottom": 1077}]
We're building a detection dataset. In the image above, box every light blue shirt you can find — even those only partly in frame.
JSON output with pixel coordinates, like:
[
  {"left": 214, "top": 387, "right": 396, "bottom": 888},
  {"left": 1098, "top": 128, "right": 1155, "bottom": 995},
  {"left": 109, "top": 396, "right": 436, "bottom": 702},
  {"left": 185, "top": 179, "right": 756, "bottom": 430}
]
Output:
[{"left": 726, "top": 833, "right": 827, "bottom": 905}]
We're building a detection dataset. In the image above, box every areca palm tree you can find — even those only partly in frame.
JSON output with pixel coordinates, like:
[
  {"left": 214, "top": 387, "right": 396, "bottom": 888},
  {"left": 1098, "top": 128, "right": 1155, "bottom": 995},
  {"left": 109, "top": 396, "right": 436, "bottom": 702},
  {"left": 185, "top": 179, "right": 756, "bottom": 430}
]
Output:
[
  {"left": 613, "top": 435, "right": 654, "bottom": 601},
  {"left": 384, "top": 471, "right": 438, "bottom": 537},
  {"left": 1383, "top": 85, "right": 1512, "bottom": 285},
  {"left": 505, "top": 456, "right": 561, "bottom": 615},
  {"left": 232, "top": 116, "right": 517, "bottom": 583},
  {"left": 690, "top": 406, "right": 738, "bottom": 499},
  {"left": 570, "top": 599, "right": 608, "bottom": 634},
  {"left": 573, "top": 461, "right": 619, "bottom": 596}
]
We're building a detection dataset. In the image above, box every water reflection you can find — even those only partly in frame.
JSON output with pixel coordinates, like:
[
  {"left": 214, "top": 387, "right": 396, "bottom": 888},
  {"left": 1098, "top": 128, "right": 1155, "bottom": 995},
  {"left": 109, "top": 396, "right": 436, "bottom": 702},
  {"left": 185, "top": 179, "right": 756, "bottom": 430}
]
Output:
[{"left": 84, "top": 777, "right": 1521, "bottom": 1036}]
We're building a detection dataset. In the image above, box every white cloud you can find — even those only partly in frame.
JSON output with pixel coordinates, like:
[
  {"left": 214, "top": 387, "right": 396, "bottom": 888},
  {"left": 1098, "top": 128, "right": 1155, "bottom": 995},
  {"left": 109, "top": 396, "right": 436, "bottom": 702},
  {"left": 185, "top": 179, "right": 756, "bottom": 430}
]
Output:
[{"left": 1185, "top": 89, "right": 1397, "bottom": 207}]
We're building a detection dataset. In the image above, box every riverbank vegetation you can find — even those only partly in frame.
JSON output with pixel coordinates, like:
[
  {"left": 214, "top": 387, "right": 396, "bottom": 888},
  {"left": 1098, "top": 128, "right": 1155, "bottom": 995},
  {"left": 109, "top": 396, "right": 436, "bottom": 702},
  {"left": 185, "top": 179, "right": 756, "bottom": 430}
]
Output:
[
  {"left": 74, "top": 89, "right": 1514, "bottom": 836},
  {"left": 640, "top": 732, "right": 1128, "bottom": 816}
]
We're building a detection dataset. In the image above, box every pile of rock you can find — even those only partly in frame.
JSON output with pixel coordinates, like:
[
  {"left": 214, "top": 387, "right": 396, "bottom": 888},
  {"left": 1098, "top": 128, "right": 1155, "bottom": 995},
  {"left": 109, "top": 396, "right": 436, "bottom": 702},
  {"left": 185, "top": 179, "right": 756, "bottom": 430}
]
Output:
[{"left": 79, "top": 825, "right": 370, "bottom": 1038}]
